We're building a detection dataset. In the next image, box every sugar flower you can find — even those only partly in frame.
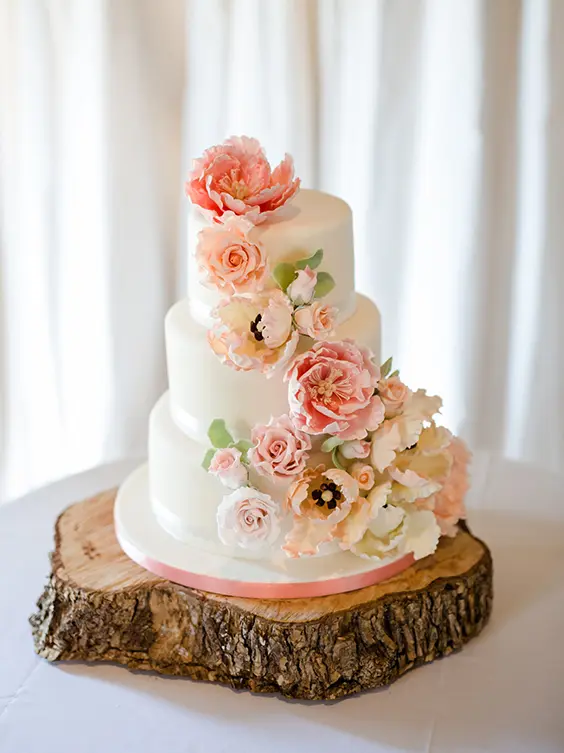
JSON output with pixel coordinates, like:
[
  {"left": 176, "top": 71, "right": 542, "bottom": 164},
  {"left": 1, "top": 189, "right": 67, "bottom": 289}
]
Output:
[
  {"left": 195, "top": 217, "right": 267, "bottom": 294},
  {"left": 286, "top": 339, "right": 385, "bottom": 440},
  {"left": 287, "top": 267, "right": 317, "bottom": 305},
  {"left": 349, "top": 462, "right": 375, "bottom": 491},
  {"left": 294, "top": 301, "right": 337, "bottom": 340},
  {"left": 185, "top": 136, "right": 300, "bottom": 224},
  {"left": 217, "top": 487, "right": 281, "bottom": 550},
  {"left": 249, "top": 414, "right": 312, "bottom": 481},
  {"left": 352, "top": 503, "right": 440, "bottom": 562},
  {"left": 334, "top": 482, "right": 391, "bottom": 549},
  {"left": 283, "top": 465, "right": 359, "bottom": 557},
  {"left": 377, "top": 375, "right": 410, "bottom": 417},
  {"left": 208, "top": 290, "right": 299, "bottom": 376},
  {"left": 340, "top": 439, "right": 371, "bottom": 459},
  {"left": 418, "top": 436, "right": 471, "bottom": 537},
  {"left": 208, "top": 447, "right": 248, "bottom": 489}
]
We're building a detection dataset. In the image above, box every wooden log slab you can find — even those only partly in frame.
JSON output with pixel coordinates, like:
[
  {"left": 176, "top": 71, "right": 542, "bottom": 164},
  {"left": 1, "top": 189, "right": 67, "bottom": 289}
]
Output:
[{"left": 30, "top": 489, "right": 493, "bottom": 700}]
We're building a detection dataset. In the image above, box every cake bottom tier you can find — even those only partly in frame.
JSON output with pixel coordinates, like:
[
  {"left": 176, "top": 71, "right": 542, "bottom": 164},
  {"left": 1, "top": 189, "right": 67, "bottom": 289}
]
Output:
[
  {"left": 150, "top": 391, "right": 316, "bottom": 560},
  {"left": 116, "top": 464, "right": 414, "bottom": 598}
]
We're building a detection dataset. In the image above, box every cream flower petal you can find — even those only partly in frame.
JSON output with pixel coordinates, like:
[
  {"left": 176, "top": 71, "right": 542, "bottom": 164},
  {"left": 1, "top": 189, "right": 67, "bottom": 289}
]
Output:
[
  {"left": 366, "top": 481, "right": 392, "bottom": 517},
  {"left": 417, "top": 424, "right": 452, "bottom": 454},
  {"left": 395, "top": 390, "right": 442, "bottom": 451},
  {"left": 390, "top": 478, "right": 443, "bottom": 504},
  {"left": 370, "top": 421, "right": 401, "bottom": 472},
  {"left": 334, "top": 497, "right": 372, "bottom": 549},
  {"left": 351, "top": 504, "right": 407, "bottom": 560},
  {"left": 324, "top": 468, "right": 359, "bottom": 504},
  {"left": 403, "top": 509, "right": 440, "bottom": 560},
  {"left": 283, "top": 517, "right": 334, "bottom": 558},
  {"left": 388, "top": 467, "right": 428, "bottom": 488}
]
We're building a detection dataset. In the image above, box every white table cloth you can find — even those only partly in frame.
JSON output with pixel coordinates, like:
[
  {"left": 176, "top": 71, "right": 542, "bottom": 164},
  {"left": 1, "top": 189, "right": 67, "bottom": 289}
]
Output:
[{"left": 0, "top": 454, "right": 563, "bottom": 753}]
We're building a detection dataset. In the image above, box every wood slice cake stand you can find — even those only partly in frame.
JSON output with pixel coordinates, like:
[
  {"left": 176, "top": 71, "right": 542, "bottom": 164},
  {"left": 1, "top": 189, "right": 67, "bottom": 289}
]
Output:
[{"left": 30, "top": 489, "right": 493, "bottom": 701}]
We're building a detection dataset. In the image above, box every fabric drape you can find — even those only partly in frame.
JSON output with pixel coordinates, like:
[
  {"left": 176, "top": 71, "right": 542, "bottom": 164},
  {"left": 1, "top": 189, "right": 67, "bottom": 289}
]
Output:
[{"left": 1, "top": 0, "right": 562, "bottom": 501}]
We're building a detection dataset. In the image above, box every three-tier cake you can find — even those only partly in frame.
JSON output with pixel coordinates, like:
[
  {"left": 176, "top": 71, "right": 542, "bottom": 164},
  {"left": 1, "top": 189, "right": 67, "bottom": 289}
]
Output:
[{"left": 115, "top": 136, "right": 470, "bottom": 598}]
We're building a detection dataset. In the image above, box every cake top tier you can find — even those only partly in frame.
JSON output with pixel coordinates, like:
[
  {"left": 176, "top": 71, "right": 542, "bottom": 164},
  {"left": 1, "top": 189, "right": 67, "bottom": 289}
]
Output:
[{"left": 187, "top": 188, "right": 356, "bottom": 325}]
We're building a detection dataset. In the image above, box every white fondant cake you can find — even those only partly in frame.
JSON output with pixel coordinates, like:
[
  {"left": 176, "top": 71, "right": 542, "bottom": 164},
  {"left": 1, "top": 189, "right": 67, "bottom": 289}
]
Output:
[
  {"left": 151, "top": 189, "right": 381, "bottom": 559},
  {"left": 117, "top": 136, "right": 470, "bottom": 587}
]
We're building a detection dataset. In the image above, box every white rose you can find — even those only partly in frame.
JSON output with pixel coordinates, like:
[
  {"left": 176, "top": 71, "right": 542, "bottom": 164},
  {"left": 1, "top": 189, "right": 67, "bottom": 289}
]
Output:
[{"left": 217, "top": 487, "right": 281, "bottom": 550}]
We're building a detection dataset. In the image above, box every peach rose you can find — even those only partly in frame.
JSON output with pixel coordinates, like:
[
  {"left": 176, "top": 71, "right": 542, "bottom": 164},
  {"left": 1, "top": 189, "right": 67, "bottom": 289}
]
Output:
[
  {"left": 294, "top": 301, "right": 337, "bottom": 340},
  {"left": 249, "top": 414, "right": 311, "bottom": 480},
  {"left": 208, "top": 447, "right": 247, "bottom": 489},
  {"left": 378, "top": 376, "right": 410, "bottom": 417},
  {"left": 349, "top": 462, "right": 375, "bottom": 491},
  {"left": 208, "top": 290, "right": 299, "bottom": 377},
  {"left": 217, "top": 487, "right": 280, "bottom": 550},
  {"left": 287, "top": 267, "right": 317, "bottom": 305},
  {"left": 185, "top": 136, "right": 300, "bottom": 224},
  {"left": 195, "top": 217, "right": 267, "bottom": 294},
  {"left": 285, "top": 339, "right": 385, "bottom": 440}
]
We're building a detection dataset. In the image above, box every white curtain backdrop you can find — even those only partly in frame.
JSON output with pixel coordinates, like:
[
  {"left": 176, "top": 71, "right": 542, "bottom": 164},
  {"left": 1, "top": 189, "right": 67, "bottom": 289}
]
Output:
[{"left": 1, "top": 0, "right": 562, "bottom": 502}]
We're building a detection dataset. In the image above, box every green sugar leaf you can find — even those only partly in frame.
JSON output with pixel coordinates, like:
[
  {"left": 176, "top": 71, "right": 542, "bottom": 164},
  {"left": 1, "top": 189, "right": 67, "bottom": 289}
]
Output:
[
  {"left": 380, "top": 357, "right": 393, "bottom": 378},
  {"left": 295, "top": 248, "right": 324, "bottom": 271},
  {"left": 332, "top": 446, "right": 345, "bottom": 470},
  {"left": 273, "top": 262, "right": 297, "bottom": 291},
  {"left": 207, "top": 419, "right": 234, "bottom": 449},
  {"left": 314, "top": 271, "right": 335, "bottom": 299},
  {"left": 389, "top": 369, "right": 400, "bottom": 379},
  {"left": 201, "top": 448, "right": 216, "bottom": 471},
  {"left": 321, "top": 436, "right": 344, "bottom": 453},
  {"left": 234, "top": 439, "right": 253, "bottom": 462}
]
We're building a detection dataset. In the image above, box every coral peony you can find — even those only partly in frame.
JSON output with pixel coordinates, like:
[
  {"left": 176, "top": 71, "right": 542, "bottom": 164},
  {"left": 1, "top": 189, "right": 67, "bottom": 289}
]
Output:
[
  {"left": 285, "top": 339, "right": 385, "bottom": 440},
  {"left": 185, "top": 136, "right": 300, "bottom": 224}
]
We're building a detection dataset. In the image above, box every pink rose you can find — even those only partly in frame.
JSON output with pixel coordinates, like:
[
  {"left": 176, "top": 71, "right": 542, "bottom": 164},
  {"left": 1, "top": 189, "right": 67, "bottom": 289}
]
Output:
[
  {"left": 195, "top": 217, "right": 267, "bottom": 294},
  {"left": 340, "top": 439, "right": 371, "bottom": 459},
  {"left": 425, "top": 437, "right": 471, "bottom": 536},
  {"left": 250, "top": 414, "right": 312, "bottom": 481},
  {"left": 287, "top": 267, "right": 317, "bottom": 305},
  {"left": 185, "top": 136, "right": 300, "bottom": 225},
  {"left": 294, "top": 301, "right": 337, "bottom": 340},
  {"left": 217, "top": 487, "right": 280, "bottom": 550},
  {"left": 208, "top": 447, "right": 247, "bottom": 489},
  {"left": 378, "top": 376, "right": 410, "bottom": 417},
  {"left": 208, "top": 290, "right": 299, "bottom": 377},
  {"left": 349, "top": 462, "right": 375, "bottom": 491},
  {"left": 285, "top": 339, "right": 385, "bottom": 440}
]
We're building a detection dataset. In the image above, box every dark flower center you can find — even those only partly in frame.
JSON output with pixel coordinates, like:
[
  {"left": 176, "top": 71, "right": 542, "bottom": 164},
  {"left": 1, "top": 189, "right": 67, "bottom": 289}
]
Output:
[
  {"left": 311, "top": 481, "right": 342, "bottom": 510},
  {"left": 249, "top": 313, "right": 264, "bottom": 341}
]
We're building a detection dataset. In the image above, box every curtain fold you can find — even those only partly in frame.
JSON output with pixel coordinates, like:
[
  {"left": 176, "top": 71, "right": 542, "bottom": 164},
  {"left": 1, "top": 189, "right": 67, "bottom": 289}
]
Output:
[{"left": 1, "top": 0, "right": 563, "bottom": 502}]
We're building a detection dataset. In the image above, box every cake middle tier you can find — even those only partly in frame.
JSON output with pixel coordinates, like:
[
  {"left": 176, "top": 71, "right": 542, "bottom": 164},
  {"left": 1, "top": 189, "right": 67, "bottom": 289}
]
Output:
[{"left": 166, "top": 293, "right": 381, "bottom": 445}]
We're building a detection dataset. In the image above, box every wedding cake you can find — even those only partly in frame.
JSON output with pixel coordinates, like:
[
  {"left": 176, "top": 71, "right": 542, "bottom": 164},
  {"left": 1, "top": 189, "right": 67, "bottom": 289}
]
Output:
[{"left": 115, "top": 136, "right": 470, "bottom": 595}]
